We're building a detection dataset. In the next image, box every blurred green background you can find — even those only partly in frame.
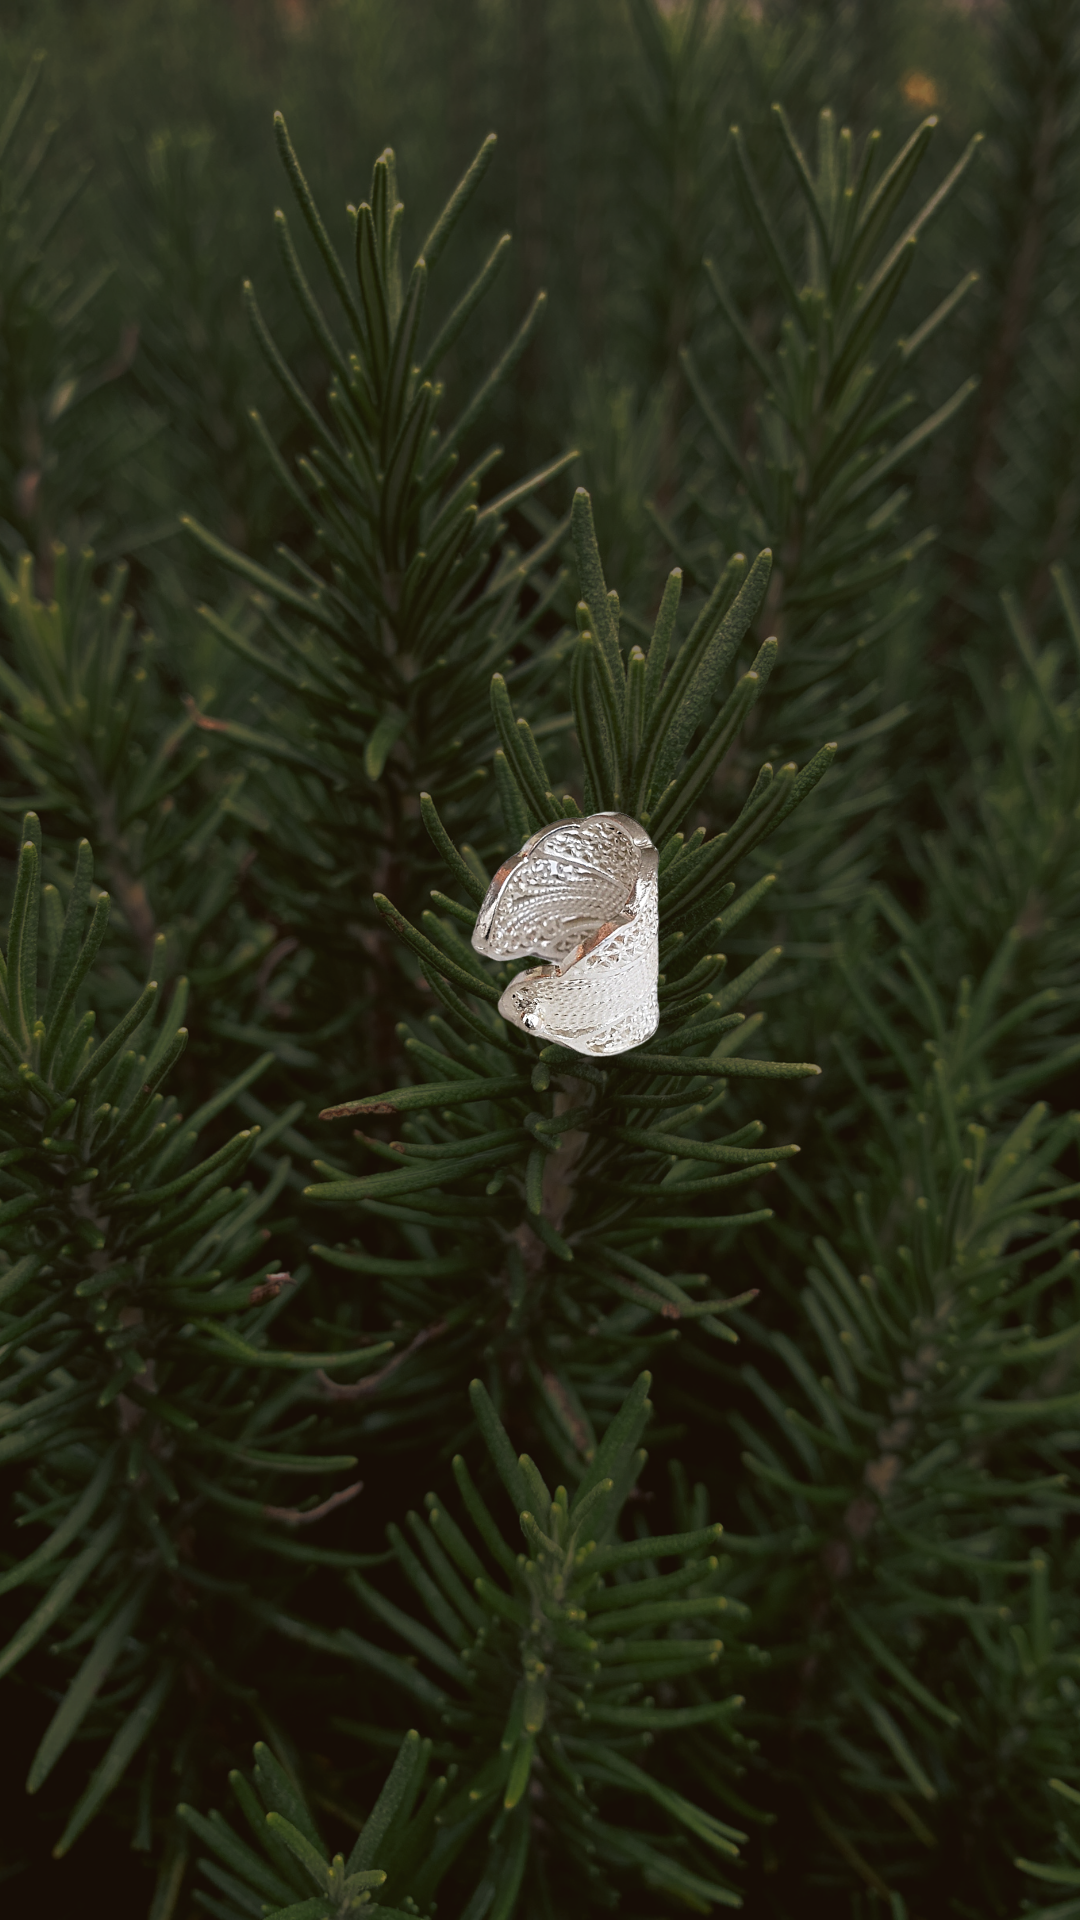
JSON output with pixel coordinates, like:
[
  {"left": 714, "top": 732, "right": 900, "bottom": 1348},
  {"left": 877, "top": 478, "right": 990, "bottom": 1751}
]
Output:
[
  {"left": 0, "top": 0, "right": 996, "bottom": 625},
  {"left": 6, "top": 4, "right": 1080, "bottom": 1917}
]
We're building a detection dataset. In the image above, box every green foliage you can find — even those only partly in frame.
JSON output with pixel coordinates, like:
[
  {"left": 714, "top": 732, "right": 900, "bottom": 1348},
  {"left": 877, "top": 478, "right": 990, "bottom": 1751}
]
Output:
[
  {"left": 0, "top": 817, "right": 394, "bottom": 1857},
  {"left": 732, "top": 1055, "right": 1080, "bottom": 1902},
  {"left": 0, "top": 54, "right": 141, "bottom": 574},
  {"left": 662, "top": 97, "right": 983, "bottom": 987},
  {"left": 1017, "top": 1777, "right": 1080, "bottom": 1919},
  {"left": 180, "top": 1730, "right": 430, "bottom": 1920},
  {"left": 181, "top": 119, "right": 573, "bottom": 950},
  {"left": 111, "top": 124, "right": 299, "bottom": 602},
  {"left": 938, "top": 0, "right": 1080, "bottom": 634},
  {"left": 196, "top": 1376, "right": 755, "bottom": 1918},
  {"left": 303, "top": 495, "right": 828, "bottom": 1447},
  {"left": 683, "top": 103, "right": 980, "bottom": 642},
  {"left": 713, "top": 562, "right": 1080, "bottom": 1909},
  {"left": 0, "top": 5, "right": 1079, "bottom": 1917},
  {"left": 0, "top": 548, "right": 229, "bottom": 967},
  {"left": 898, "top": 570, "right": 1080, "bottom": 1089}
]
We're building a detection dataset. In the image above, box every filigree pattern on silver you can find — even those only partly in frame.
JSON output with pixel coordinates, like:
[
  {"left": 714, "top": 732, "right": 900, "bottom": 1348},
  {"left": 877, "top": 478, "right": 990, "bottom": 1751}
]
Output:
[{"left": 471, "top": 813, "right": 659, "bottom": 1057}]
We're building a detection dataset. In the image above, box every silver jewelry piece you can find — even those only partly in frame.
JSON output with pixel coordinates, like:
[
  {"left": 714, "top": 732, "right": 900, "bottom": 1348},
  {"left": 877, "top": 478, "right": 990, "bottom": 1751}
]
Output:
[{"left": 471, "top": 812, "right": 659, "bottom": 1057}]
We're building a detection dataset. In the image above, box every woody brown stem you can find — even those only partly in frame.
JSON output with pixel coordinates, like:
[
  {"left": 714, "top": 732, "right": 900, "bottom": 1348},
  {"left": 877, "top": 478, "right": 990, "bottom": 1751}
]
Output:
[
  {"left": 315, "top": 1319, "right": 446, "bottom": 1401},
  {"left": 263, "top": 1480, "right": 363, "bottom": 1526}
]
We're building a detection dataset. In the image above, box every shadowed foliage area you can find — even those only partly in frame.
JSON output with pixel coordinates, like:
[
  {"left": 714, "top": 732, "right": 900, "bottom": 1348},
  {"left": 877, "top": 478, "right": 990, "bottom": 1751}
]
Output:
[{"left": 1, "top": 4, "right": 1078, "bottom": 1918}]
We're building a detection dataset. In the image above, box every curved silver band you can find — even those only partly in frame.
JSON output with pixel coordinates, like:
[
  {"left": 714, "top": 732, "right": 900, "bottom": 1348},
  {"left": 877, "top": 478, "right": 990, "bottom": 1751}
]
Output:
[{"left": 471, "top": 813, "right": 659, "bottom": 1057}]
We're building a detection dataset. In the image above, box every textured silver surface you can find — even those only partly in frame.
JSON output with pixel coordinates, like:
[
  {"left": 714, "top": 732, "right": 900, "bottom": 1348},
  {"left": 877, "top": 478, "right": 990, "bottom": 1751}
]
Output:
[{"left": 472, "top": 812, "right": 659, "bottom": 1057}]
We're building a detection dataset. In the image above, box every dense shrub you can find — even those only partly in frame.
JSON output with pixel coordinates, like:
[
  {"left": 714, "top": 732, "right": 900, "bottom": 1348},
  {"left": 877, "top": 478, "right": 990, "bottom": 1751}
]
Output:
[{"left": 1, "top": 5, "right": 1078, "bottom": 1917}]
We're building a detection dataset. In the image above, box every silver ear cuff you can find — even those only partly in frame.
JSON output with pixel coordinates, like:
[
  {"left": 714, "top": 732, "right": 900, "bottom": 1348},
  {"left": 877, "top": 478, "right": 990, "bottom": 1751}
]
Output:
[{"left": 471, "top": 813, "right": 659, "bottom": 1058}]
